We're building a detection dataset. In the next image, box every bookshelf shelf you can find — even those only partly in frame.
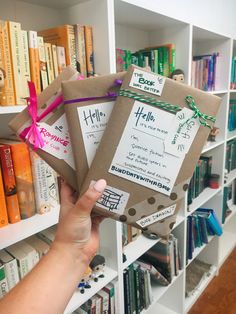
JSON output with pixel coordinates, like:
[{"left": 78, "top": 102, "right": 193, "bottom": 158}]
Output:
[
  {"left": 207, "top": 90, "right": 228, "bottom": 95},
  {"left": 219, "top": 230, "right": 236, "bottom": 267},
  {"left": 224, "top": 169, "right": 236, "bottom": 186},
  {"left": 201, "top": 140, "right": 225, "bottom": 154},
  {"left": 0, "top": 106, "right": 26, "bottom": 114},
  {"left": 227, "top": 129, "right": 236, "bottom": 141},
  {"left": 224, "top": 204, "right": 236, "bottom": 225},
  {"left": 64, "top": 266, "right": 118, "bottom": 314},
  {"left": 0, "top": 207, "right": 60, "bottom": 250},
  {"left": 184, "top": 265, "right": 217, "bottom": 313},
  {"left": 187, "top": 235, "right": 215, "bottom": 266}
]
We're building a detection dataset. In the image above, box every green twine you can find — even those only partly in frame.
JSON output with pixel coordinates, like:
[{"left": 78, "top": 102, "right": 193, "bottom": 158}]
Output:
[{"left": 118, "top": 89, "right": 216, "bottom": 129}]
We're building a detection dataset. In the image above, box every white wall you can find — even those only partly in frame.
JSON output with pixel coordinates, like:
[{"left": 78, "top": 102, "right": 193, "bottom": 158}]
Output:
[{"left": 124, "top": 0, "right": 236, "bottom": 38}]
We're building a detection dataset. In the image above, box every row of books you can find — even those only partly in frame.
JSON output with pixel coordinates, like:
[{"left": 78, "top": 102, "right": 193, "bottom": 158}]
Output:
[
  {"left": 225, "top": 139, "right": 236, "bottom": 173},
  {"left": 222, "top": 181, "right": 235, "bottom": 223},
  {"left": 191, "top": 52, "right": 220, "bottom": 91},
  {"left": 228, "top": 99, "right": 236, "bottom": 131},
  {"left": 0, "top": 21, "right": 94, "bottom": 106},
  {"left": 122, "top": 224, "right": 142, "bottom": 247},
  {"left": 230, "top": 55, "right": 236, "bottom": 89},
  {"left": 116, "top": 43, "right": 176, "bottom": 77},
  {"left": 0, "top": 226, "right": 56, "bottom": 297},
  {"left": 74, "top": 282, "right": 117, "bottom": 314},
  {"left": 187, "top": 156, "right": 213, "bottom": 205},
  {"left": 186, "top": 208, "right": 222, "bottom": 261},
  {"left": 0, "top": 139, "right": 60, "bottom": 227}
]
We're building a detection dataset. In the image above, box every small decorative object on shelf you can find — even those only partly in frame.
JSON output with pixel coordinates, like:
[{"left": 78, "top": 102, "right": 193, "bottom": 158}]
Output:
[
  {"left": 208, "top": 174, "right": 220, "bottom": 189},
  {"left": 170, "top": 69, "right": 185, "bottom": 83},
  {"left": 89, "top": 255, "right": 105, "bottom": 282},
  {"left": 77, "top": 267, "right": 92, "bottom": 294},
  {"left": 207, "top": 127, "right": 220, "bottom": 142}
]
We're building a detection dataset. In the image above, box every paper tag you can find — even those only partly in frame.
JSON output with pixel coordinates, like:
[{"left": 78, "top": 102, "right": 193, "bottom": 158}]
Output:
[
  {"left": 164, "top": 108, "right": 200, "bottom": 157},
  {"left": 109, "top": 100, "right": 184, "bottom": 196},
  {"left": 33, "top": 114, "right": 75, "bottom": 170},
  {"left": 136, "top": 204, "right": 176, "bottom": 228},
  {"left": 129, "top": 68, "right": 166, "bottom": 96},
  {"left": 77, "top": 101, "right": 114, "bottom": 167},
  {"left": 92, "top": 181, "right": 129, "bottom": 215}
]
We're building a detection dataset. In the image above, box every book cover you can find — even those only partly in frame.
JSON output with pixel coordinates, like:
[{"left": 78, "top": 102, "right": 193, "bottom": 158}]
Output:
[
  {"left": 5, "top": 243, "right": 29, "bottom": 279},
  {"left": 0, "top": 20, "right": 16, "bottom": 105},
  {"left": 0, "top": 262, "right": 9, "bottom": 298},
  {"left": 96, "top": 289, "right": 109, "bottom": 313},
  {"left": 37, "top": 36, "right": 49, "bottom": 90},
  {"left": 44, "top": 42, "right": 55, "bottom": 84},
  {"left": 3, "top": 141, "right": 36, "bottom": 219},
  {"left": 0, "top": 166, "right": 8, "bottom": 227},
  {"left": 103, "top": 283, "right": 115, "bottom": 314},
  {"left": 25, "top": 235, "right": 50, "bottom": 258},
  {"left": 21, "top": 30, "right": 31, "bottom": 97},
  {"left": 56, "top": 46, "right": 66, "bottom": 73},
  {"left": 0, "top": 249, "right": 20, "bottom": 290},
  {"left": 51, "top": 44, "right": 59, "bottom": 78},
  {"left": 197, "top": 208, "right": 223, "bottom": 236},
  {"left": 84, "top": 25, "right": 95, "bottom": 77},
  {"left": 0, "top": 144, "right": 21, "bottom": 224},
  {"left": 19, "top": 241, "right": 40, "bottom": 270},
  {"left": 74, "top": 24, "right": 87, "bottom": 77},
  {"left": 28, "top": 30, "right": 41, "bottom": 94}
]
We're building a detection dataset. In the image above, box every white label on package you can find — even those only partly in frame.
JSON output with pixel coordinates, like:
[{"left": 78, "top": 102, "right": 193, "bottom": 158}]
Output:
[
  {"left": 129, "top": 68, "right": 166, "bottom": 96},
  {"left": 164, "top": 107, "right": 200, "bottom": 157},
  {"left": 77, "top": 101, "right": 115, "bottom": 167},
  {"left": 109, "top": 100, "right": 185, "bottom": 196},
  {"left": 136, "top": 204, "right": 177, "bottom": 228},
  {"left": 91, "top": 181, "right": 129, "bottom": 215},
  {"left": 33, "top": 114, "right": 75, "bottom": 170}
]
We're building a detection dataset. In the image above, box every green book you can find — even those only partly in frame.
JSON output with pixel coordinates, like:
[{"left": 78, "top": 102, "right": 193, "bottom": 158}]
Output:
[{"left": 162, "top": 46, "right": 170, "bottom": 77}]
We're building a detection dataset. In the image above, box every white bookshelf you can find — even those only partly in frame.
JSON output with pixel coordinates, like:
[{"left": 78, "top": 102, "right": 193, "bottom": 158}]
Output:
[{"left": 0, "top": 0, "right": 236, "bottom": 313}]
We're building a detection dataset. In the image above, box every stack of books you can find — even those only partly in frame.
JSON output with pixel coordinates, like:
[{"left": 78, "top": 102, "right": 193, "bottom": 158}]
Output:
[
  {"left": 116, "top": 43, "right": 176, "bottom": 77},
  {"left": 0, "top": 21, "right": 94, "bottom": 106},
  {"left": 225, "top": 139, "right": 236, "bottom": 173},
  {"left": 0, "top": 140, "right": 60, "bottom": 228}
]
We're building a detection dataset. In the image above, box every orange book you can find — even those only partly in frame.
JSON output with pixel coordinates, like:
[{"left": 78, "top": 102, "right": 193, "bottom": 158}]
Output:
[
  {"left": 0, "top": 166, "right": 8, "bottom": 227},
  {"left": 28, "top": 31, "right": 41, "bottom": 94},
  {"left": 1, "top": 140, "right": 36, "bottom": 219},
  {"left": 0, "top": 144, "right": 21, "bottom": 223},
  {"left": 84, "top": 25, "right": 95, "bottom": 77},
  {"left": 38, "top": 25, "right": 76, "bottom": 69}
]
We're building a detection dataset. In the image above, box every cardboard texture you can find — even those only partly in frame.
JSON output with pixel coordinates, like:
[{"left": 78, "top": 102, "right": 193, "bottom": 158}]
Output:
[
  {"left": 62, "top": 72, "right": 126, "bottom": 189},
  {"left": 79, "top": 65, "right": 221, "bottom": 237},
  {"left": 8, "top": 66, "right": 78, "bottom": 190}
]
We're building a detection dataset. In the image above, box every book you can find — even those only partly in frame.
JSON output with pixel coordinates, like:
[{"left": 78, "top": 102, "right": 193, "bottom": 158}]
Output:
[
  {"left": 0, "top": 250, "right": 19, "bottom": 290},
  {"left": 103, "top": 283, "right": 115, "bottom": 314},
  {"left": 1, "top": 140, "right": 36, "bottom": 219},
  {"left": 37, "top": 36, "right": 49, "bottom": 90},
  {"left": 0, "top": 20, "right": 15, "bottom": 105},
  {"left": 30, "top": 150, "right": 59, "bottom": 214},
  {"left": 51, "top": 44, "right": 59, "bottom": 78},
  {"left": 25, "top": 235, "right": 50, "bottom": 258},
  {"left": 44, "top": 42, "right": 55, "bottom": 84},
  {"left": 74, "top": 24, "right": 87, "bottom": 77},
  {"left": 38, "top": 24, "right": 77, "bottom": 69},
  {"left": 0, "top": 144, "right": 21, "bottom": 223},
  {"left": 19, "top": 240, "right": 40, "bottom": 270},
  {"left": 56, "top": 46, "right": 66, "bottom": 73},
  {"left": 0, "top": 261, "right": 9, "bottom": 298},
  {"left": 197, "top": 208, "right": 223, "bottom": 236},
  {"left": 28, "top": 30, "right": 41, "bottom": 94},
  {"left": 5, "top": 243, "right": 30, "bottom": 279},
  {"left": 0, "top": 166, "right": 8, "bottom": 227},
  {"left": 84, "top": 25, "right": 95, "bottom": 76},
  {"left": 21, "top": 30, "right": 31, "bottom": 99}
]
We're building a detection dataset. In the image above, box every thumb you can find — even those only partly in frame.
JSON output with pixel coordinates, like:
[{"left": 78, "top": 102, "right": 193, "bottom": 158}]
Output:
[{"left": 74, "top": 179, "right": 107, "bottom": 218}]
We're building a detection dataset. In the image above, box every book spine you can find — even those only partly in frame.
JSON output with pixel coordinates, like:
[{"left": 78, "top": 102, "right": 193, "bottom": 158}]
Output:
[
  {"left": 21, "top": 30, "right": 31, "bottom": 100},
  {"left": 51, "top": 44, "right": 59, "bottom": 78},
  {"left": 84, "top": 25, "right": 95, "bottom": 76},
  {"left": 28, "top": 30, "right": 41, "bottom": 94},
  {"left": 56, "top": 46, "right": 66, "bottom": 74},
  {"left": 0, "top": 145, "right": 21, "bottom": 223},
  {"left": 8, "top": 21, "right": 26, "bottom": 105},
  {"left": 37, "top": 36, "right": 48, "bottom": 90},
  {"left": 0, "top": 264, "right": 8, "bottom": 298},
  {"left": 10, "top": 143, "right": 36, "bottom": 219},
  {"left": 3, "top": 256, "right": 20, "bottom": 290},
  {"left": 0, "top": 21, "right": 16, "bottom": 105},
  {"left": 0, "top": 167, "right": 8, "bottom": 227},
  {"left": 44, "top": 42, "right": 55, "bottom": 84},
  {"left": 74, "top": 24, "right": 87, "bottom": 77},
  {"left": 67, "top": 25, "right": 76, "bottom": 69}
]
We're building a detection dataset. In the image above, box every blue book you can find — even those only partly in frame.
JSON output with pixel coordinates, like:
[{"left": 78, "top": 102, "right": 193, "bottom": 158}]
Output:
[{"left": 196, "top": 208, "right": 223, "bottom": 236}]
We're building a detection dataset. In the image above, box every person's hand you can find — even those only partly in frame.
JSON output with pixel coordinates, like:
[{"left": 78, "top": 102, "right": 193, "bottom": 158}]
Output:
[{"left": 52, "top": 179, "right": 107, "bottom": 264}]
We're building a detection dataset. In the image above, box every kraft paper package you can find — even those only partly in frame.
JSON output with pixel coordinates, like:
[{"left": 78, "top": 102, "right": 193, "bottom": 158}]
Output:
[
  {"left": 62, "top": 72, "right": 126, "bottom": 189},
  {"left": 8, "top": 66, "right": 79, "bottom": 190},
  {"left": 79, "top": 65, "right": 221, "bottom": 237}
]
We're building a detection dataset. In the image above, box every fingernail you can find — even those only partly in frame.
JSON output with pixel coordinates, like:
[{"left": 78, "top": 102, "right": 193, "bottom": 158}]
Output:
[{"left": 92, "top": 179, "right": 107, "bottom": 193}]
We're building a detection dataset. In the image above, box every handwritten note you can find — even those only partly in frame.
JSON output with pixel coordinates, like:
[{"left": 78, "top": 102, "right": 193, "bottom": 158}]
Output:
[
  {"left": 129, "top": 68, "right": 166, "bottom": 96},
  {"left": 78, "top": 101, "right": 115, "bottom": 167},
  {"left": 109, "top": 101, "right": 185, "bottom": 196}
]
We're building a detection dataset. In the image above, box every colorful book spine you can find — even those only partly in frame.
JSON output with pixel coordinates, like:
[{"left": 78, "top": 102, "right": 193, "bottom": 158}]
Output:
[
  {"left": 84, "top": 25, "right": 95, "bottom": 76},
  {"left": 0, "top": 21, "right": 15, "bottom": 105},
  {"left": 0, "top": 262, "right": 9, "bottom": 298},
  {"left": 28, "top": 30, "right": 41, "bottom": 94},
  {"left": 10, "top": 142, "right": 36, "bottom": 219},
  {"left": 0, "top": 167, "right": 8, "bottom": 227},
  {"left": 0, "top": 145, "right": 21, "bottom": 223},
  {"left": 0, "top": 250, "right": 20, "bottom": 290},
  {"left": 21, "top": 30, "right": 31, "bottom": 99},
  {"left": 37, "top": 36, "right": 48, "bottom": 90},
  {"left": 74, "top": 24, "right": 87, "bottom": 77}
]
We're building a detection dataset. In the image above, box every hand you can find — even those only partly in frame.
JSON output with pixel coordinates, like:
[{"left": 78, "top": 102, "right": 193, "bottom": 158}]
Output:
[{"left": 53, "top": 179, "right": 107, "bottom": 264}]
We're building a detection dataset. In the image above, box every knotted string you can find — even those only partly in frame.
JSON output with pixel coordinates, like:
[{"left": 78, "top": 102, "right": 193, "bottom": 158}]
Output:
[{"left": 118, "top": 89, "right": 216, "bottom": 129}]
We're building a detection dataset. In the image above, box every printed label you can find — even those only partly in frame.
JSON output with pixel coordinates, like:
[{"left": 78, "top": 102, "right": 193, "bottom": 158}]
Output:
[
  {"left": 92, "top": 181, "right": 129, "bottom": 215},
  {"left": 129, "top": 68, "right": 166, "bottom": 96},
  {"left": 31, "top": 114, "right": 75, "bottom": 169},
  {"left": 164, "top": 108, "right": 200, "bottom": 157},
  {"left": 109, "top": 100, "right": 185, "bottom": 196},
  {"left": 136, "top": 204, "right": 176, "bottom": 228},
  {"left": 77, "top": 101, "right": 114, "bottom": 167}
]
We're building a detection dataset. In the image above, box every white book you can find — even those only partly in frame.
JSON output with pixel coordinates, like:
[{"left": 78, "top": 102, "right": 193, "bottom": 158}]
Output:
[
  {"left": 19, "top": 241, "right": 40, "bottom": 269},
  {"left": 56, "top": 46, "right": 66, "bottom": 73},
  {"left": 0, "top": 262, "right": 9, "bottom": 298},
  {"left": 94, "top": 294, "right": 102, "bottom": 314},
  {"left": 97, "top": 289, "right": 109, "bottom": 313},
  {"left": 37, "top": 36, "right": 48, "bottom": 90},
  {"left": 5, "top": 243, "right": 29, "bottom": 279},
  {"left": 0, "top": 250, "right": 20, "bottom": 290},
  {"left": 51, "top": 44, "right": 59, "bottom": 78},
  {"left": 44, "top": 42, "right": 54, "bottom": 84},
  {"left": 37, "top": 226, "right": 56, "bottom": 245},
  {"left": 21, "top": 30, "right": 31, "bottom": 97},
  {"left": 25, "top": 235, "right": 50, "bottom": 259}
]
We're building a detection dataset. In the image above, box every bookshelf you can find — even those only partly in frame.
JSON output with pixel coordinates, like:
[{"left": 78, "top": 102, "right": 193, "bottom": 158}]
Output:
[{"left": 0, "top": 0, "right": 236, "bottom": 313}]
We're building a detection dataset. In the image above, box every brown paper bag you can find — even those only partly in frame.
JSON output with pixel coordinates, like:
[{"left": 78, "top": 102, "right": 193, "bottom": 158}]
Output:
[
  {"left": 8, "top": 66, "right": 79, "bottom": 190},
  {"left": 80, "top": 65, "right": 221, "bottom": 237},
  {"left": 62, "top": 72, "right": 126, "bottom": 189}
]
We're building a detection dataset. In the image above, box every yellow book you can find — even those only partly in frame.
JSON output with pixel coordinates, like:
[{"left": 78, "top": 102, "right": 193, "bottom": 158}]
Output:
[
  {"left": 44, "top": 42, "right": 55, "bottom": 84},
  {"left": 51, "top": 44, "right": 59, "bottom": 78},
  {"left": 28, "top": 30, "right": 41, "bottom": 94},
  {"left": 37, "top": 36, "right": 48, "bottom": 90}
]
